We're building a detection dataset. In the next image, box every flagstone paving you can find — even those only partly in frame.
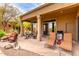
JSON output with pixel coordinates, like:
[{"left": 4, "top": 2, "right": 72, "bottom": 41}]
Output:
[
  {"left": 0, "top": 47, "right": 41, "bottom": 56},
  {"left": 0, "top": 49, "right": 5, "bottom": 56}
]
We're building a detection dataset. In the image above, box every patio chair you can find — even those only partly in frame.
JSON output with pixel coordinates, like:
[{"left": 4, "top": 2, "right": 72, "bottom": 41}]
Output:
[
  {"left": 45, "top": 32, "right": 56, "bottom": 47},
  {"left": 0, "top": 33, "right": 12, "bottom": 42},
  {"left": 8, "top": 32, "right": 18, "bottom": 43},
  {"left": 0, "top": 36, "right": 8, "bottom": 42},
  {"left": 59, "top": 33, "right": 72, "bottom": 51},
  {"left": 32, "top": 32, "right": 37, "bottom": 39}
]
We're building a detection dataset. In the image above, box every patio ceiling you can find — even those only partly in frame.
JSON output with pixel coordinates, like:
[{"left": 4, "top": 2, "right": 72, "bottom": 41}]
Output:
[{"left": 41, "top": 6, "right": 78, "bottom": 21}]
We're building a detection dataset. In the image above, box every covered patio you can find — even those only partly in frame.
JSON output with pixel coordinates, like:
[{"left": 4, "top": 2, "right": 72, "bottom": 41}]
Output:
[
  {"left": 20, "top": 3, "right": 79, "bottom": 42},
  {"left": 19, "top": 3, "right": 79, "bottom": 55}
]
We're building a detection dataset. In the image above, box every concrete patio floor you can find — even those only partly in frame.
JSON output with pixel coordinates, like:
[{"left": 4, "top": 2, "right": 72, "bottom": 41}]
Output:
[
  {"left": 17, "top": 36, "right": 74, "bottom": 56},
  {"left": 0, "top": 47, "right": 41, "bottom": 56},
  {"left": 72, "top": 41, "right": 79, "bottom": 56}
]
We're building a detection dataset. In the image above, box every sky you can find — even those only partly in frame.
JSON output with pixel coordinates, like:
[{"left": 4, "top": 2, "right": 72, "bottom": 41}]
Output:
[
  {"left": 12, "top": 3, "right": 42, "bottom": 13},
  {"left": 0, "top": 3, "right": 42, "bottom": 14}
]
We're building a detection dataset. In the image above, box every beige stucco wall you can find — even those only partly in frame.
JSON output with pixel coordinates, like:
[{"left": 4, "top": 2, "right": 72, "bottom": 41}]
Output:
[
  {"left": 56, "top": 12, "right": 77, "bottom": 41},
  {"left": 42, "top": 12, "right": 77, "bottom": 41}
]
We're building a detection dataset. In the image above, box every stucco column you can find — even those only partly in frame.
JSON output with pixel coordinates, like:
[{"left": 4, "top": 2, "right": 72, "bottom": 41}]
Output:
[
  {"left": 37, "top": 15, "right": 42, "bottom": 41},
  {"left": 41, "top": 19, "right": 43, "bottom": 36}
]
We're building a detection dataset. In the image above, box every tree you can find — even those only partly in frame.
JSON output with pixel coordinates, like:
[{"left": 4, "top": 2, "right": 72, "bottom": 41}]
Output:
[
  {"left": 0, "top": 3, "right": 24, "bottom": 35},
  {"left": 8, "top": 18, "right": 18, "bottom": 29},
  {"left": 0, "top": 4, "right": 21, "bottom": 31},
  {"left": 23, "top": 22, "right": 31, "bottom": 29}
]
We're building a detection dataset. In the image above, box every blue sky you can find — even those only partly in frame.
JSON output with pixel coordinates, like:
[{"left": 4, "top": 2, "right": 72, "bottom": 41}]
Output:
[{"left": 13, "top": 3, "right": 42, "bottom": 13}]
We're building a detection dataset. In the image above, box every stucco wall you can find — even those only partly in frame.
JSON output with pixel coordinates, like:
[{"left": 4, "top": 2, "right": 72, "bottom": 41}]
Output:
[{"left": 56, "top": 12, "right": 77, "bottom": 41}]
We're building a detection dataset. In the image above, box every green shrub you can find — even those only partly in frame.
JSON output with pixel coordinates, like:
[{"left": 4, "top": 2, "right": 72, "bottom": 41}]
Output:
[{"left": 0, "top": 30, "right": 6, "bottom": 38}]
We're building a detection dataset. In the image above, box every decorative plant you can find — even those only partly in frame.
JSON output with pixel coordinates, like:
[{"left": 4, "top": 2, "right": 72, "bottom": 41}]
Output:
[{"left": 0, "top": 30, "right": 6, "bottom": 38}]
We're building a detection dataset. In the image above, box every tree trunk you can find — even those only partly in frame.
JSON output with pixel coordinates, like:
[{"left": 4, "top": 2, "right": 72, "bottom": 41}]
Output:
[
  {"left": 18, "top": 19, "right": 24, "bottom": 36},
  {"left": 0, "top": 22, "right": 3, "bottom": 30}
]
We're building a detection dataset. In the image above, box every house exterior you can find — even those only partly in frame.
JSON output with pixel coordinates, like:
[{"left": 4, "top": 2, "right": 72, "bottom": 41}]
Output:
[{"left": 20, "top": 3, "right": 79, "bottom": 42}]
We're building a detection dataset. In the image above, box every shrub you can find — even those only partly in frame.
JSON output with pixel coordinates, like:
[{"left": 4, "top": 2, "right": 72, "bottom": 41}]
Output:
[{"left": 0, "top": 30, "right": 6, "bottom": 38}]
